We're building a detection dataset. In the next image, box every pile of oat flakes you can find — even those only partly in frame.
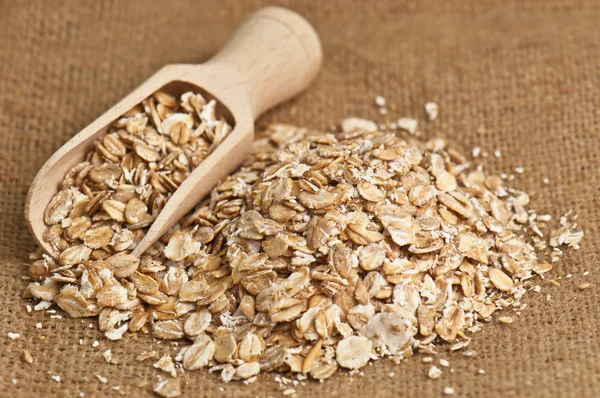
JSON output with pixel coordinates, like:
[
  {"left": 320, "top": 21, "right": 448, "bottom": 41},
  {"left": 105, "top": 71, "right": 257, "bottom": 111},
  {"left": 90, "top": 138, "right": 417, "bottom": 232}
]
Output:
[{"left": 22, "top": 93, "right": 584, "bottom": 397}]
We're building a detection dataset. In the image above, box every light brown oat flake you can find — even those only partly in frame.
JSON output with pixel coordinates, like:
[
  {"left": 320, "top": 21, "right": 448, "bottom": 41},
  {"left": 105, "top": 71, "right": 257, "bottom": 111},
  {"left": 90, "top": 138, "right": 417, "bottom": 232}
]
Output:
[
  {"left": 154, "top": 355, "right": 177, "bottom": 377},
  {"left": 489, "top": 268, "right": 514, "bottom": 292},
  {"left": 22, "top": 349, "right": 33, "bottom": 364},
  {"left": 234, "top": 362, "right": 261, "bottom": 380},
  {"left": 336, "top": 336, "right": 372, "bottom": 370},
  {"left": 443, "top": 386, "right": 455, "bottom": 395},
  {"left": 136, "top": 350, "right": 158, "bottom": 362},
  {"left": 578, "top": 283, "right": 592, "bottom": 290},
  {"left": 182, "top": 335, "right": 215, "bottom": 370},
  {"left": 424, "top": 102, "right": 440, "bottom": 121},
  {"left": 154, "top": 378, "right": 181, "bottom": 398},
  {"left": 96, "top": 375, "right": 108, "bottom": 384},
  {"left": 397, "top": 117, "right": 418, "bottom": 134},
  {"left": 428, "top": 365, "right": 442, "bottom": 379}
]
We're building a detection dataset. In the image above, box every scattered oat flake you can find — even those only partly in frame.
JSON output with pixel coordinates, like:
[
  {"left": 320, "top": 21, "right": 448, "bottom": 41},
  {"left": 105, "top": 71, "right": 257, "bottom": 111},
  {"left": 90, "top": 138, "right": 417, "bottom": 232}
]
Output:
[
  {"left": 92, "top": 340, "right": 99, "bottom": 347},
  {"left": 499, "top": 316, "right": 513, "bottom": 324},
  {"left": 8, "top": 332, "right": 20, "bottom": 340},
  {"left": 397, "top": 117, "right": 418, "bottom": 133},
  {"left": 428, "top": 366, "right": 442, "bottom": 379},
  {"left": 102, "top": 350, "right": 113, "bottom": 363},
  {"left": 34, "top": 301, "right": 52, "bottom": 311},
  {"left": 137, "top": 350, "right": 158, "bottom": 361},
  {"left": 154, "top": 355, "right": 177, "bottom": 377},
  {"left": 35, "top": 322, "right": 43, "bottom": 329},
  {"left": 341, "top": 117, "right": 377, "bottom": 133},
  {"left": 444, "top": 387, "right": 455, "bottom": 395},
  {"left": 450, "top": 340, "right": 471, "bottom": 351},
  {"left": 579, "top": 283, "right": 592, "bottom": 290},
  {"left": 283, "top": 389, "right": 297, "bottom": 396},
  {"left": 425, "top": 102, "right": 439, "bottom": 121},
  {"left": 52, "top": 375, "right": 61, "bottom": 383},
  {"left": 374, "top": 96, "right": 386, "bottom": 107},
  {"left": 439, "top": 359, "right": 450, "bottom": 367},
  {"left": 154, "top": 378, "right": 181, "bottom": 398},
  {"left": 22, "top": 349, "right": 33, "bottom": 364},
  {"left": 478, "top": 369, "right": 486, "bottom": 375},
  {"left": 96, "top": 375, "right": 108, "bottom": 384}
]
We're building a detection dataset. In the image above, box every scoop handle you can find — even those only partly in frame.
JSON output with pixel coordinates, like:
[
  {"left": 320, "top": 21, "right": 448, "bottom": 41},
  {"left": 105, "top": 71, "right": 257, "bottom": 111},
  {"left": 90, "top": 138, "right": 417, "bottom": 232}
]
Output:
[{"left": 208, "top": 6, "right": 322, "bottom": 119}]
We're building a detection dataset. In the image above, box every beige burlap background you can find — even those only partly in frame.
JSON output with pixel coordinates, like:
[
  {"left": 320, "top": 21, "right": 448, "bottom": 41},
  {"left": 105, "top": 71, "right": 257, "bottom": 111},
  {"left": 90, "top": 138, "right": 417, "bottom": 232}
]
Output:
[{"left": 1, "top": 1, "right": 599, "bottom": 397}]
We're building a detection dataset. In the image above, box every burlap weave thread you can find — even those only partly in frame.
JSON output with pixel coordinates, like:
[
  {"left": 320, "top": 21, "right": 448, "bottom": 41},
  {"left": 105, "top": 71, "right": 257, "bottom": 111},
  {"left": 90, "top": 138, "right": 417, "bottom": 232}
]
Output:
[{"left": 1, "top": 1, "right": 599, "bottom": 397}]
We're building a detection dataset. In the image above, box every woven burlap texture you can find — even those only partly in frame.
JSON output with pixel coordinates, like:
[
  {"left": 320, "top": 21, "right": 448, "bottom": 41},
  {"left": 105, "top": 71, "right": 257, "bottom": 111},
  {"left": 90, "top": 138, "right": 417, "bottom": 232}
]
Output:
[{"left": 1, "top": 1, "right": 599, "bottom": 397}]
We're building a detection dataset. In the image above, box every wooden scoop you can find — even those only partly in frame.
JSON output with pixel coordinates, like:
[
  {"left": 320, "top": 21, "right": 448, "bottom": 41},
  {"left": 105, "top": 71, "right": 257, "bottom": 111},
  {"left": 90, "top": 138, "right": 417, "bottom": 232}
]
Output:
[{"left": 25, "top": 6, "right": 322, "bottom": 259}]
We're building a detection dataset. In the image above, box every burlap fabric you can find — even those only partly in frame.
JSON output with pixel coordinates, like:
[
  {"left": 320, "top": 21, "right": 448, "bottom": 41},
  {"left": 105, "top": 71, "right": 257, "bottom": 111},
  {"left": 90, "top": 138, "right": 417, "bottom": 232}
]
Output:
[{"left": 1, "top": 1, "right": 598, "bottom": 397}]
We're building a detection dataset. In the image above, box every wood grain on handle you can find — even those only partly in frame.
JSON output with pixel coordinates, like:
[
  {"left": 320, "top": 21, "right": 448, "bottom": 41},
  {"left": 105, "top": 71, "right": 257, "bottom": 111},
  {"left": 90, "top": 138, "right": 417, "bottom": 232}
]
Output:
[
  {"left": 25, "top": 6, "right": 322, "bottom": 260},
  {"left": 207, "top": 6, "right": 322, "bottom": 119}
]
